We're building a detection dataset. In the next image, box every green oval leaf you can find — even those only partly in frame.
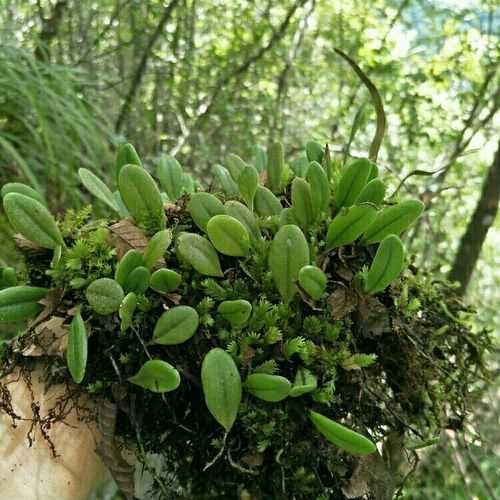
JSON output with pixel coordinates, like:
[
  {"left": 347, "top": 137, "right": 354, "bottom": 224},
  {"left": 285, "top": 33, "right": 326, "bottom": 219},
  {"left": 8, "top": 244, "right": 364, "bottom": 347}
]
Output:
[
  {"left": 364, "top": 235, "right": 405, "bottom": 294},
  {"left": 309, "top": 410, "right": 376, "bottom": 455},
  {"left": 244, "top": 373, "right": 291, "bottom": 402},
  {"left": 156, "top": 154, "right": 184, "bottom": 201},
  {"left": 150, "top": 268, "right": 182, "bottom": 293},
  {"left": 118, "top": 164, "right": 166, "bottom": 234},
  {"left": 252, "top": 144, "right": 267, "bottom": 173},
  {"left": 143, "top": 229, "right": 172, "bottom": 269},
  {"left": 78, "top": 168, "right": 120, "bottom": 213},
  {"left": 326, "top": 205, "right": 377, "bottom": 250},
  {"left": 3, "top": 193, "right": 64, "bottom": 249},
  {"left": 214, "top": 164, "right": 239, "bottom": 197},
  {"left": 116, "top": 143, "right": 142, "bottom": 181},
  {"left": 269, "top": 225, "right": 310, "bottom": 303},
  {"left": 0, "top": 286, "right": 48, "bottom": 323},
  {"left": 225, "top": 153, "right": 247, "bottom": 182},
  {"left": 177, "top": 232, "right": 223, "bottom": 277},
  {"left": 1, "top": 182, "right": 45, "bottom": 205},
  {"left": 188, "top": 192, "right": 226, "bottom": 232},
  {"left": 368, "top": 163, "right": 379, "bottom": 181},
  {"left": 1, "top": 267, "right": 17, "bottom": 288},
  {"left": 67, "top": 312, "right": 88, "bottom": 384},
  {"left": 289, "top": 367, "right": 317, "bottom": 397},
  {"left": 306, "top": 141, "right": 324, "bottom": 164},
  {"left": 124, "top": 266, "right": 150, "bottom": 294},
  {"left": 334, "top": 159, "right": 373, "bottom": 208},
  {"left": 115, "top": 249, "right": 145, "bottom": 286},
  {"left": 290, "top": 154, "right": 309, "bottom": 178},
  {"left": 119, "top": 292, "right": 137, "bottom": 332},
  {"left": 291, "top": 178, "right": 314, "bottom": 230},
  {"left": 86, "top": 278, "right": 124, "bottom": 315},
  {"left": 279, "top": 207, "right": 297, "bottom": 227},
  {"left": 306, "top": 161, "right": 330, "bottom": 217},
  {"left": 267, "top": 142, "right": 284, "bottom": 193},
  {"left": 128, "top": 360, "right": 180, "bottom": 393},
  {"left": 355, "top": 178, "right": 386, "bottom": 205},
  {"left": 237, "top": 165, "right": 259, "bottom": 211},
  {"left": 153, "top": 305, "right": 199, "bottom": 345},
  {"left": 361, "top": 199, "right": 424, "bottom": 245},
  {"left": 298, "top": 265, "right": 327, "bottom": 300},
  {"left": 254, "top": 185, "right": 282, "bottom": 217},
  {"left": 202, "top": 348, "right": 242, "bottom": 432},
  {"left": 206, "top": 214, "right": 250, "bottom": 257},
  {"left": 217, "top": 299, "right": 252, "bottom": 328},
  {"left": 225, "top": 200, "right": 263, "bottom": 247}
]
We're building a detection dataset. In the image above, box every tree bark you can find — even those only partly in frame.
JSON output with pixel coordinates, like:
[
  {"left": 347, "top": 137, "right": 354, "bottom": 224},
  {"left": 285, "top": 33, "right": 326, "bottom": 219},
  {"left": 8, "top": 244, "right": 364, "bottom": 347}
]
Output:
[
  {"left": 115, "top": 0, "right": 180, "bottom": 133},
  {"left": 448, "top": 139, "right": 500, "bottom": 295},
  {"left": 34, "top": 0, "right": 67, "bottom": 61}
]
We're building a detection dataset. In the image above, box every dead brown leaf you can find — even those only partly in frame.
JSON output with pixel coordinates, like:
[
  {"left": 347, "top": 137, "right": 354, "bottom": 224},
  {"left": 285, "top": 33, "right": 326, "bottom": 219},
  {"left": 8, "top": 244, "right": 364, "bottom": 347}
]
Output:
[
  {"left": 108, "top": 220, "right": 148, "bottom": 259},
  {"left": 328, "top": 287, "right": 358, "bottom": 320},
  {"left": 20, "top": 316, "right": 68, "bottom": 356},
  {"left": 335, "top": 265, "right": 354, "bottom": 282},
  {"left": 28, "top": 288, "right": 65, "bottom": 330},
  {"left": 356, "top": 294, "right": 390, "bottom": 337},
  {"left": 13, "top": 234, "right": 46, "bottom": 255}
]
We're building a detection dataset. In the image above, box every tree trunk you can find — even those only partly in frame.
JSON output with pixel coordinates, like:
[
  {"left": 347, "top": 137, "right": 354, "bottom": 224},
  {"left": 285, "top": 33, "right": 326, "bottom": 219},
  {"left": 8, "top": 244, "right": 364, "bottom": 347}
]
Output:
[
  {"left": 448, "top": 139, "right": 500, "bottom": 295},
  {"left": 34, "top": 1, "right": 67, "bottom": 61},
  {"left": 115, "top": 0, "right": 180, "bottom": 133}
]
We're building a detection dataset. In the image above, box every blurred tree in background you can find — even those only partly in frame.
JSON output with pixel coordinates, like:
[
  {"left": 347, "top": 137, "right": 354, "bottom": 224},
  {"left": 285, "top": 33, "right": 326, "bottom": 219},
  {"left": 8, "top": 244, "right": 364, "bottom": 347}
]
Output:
[{"left": 0, "top": 0, "right": 498, "bottom": 497}]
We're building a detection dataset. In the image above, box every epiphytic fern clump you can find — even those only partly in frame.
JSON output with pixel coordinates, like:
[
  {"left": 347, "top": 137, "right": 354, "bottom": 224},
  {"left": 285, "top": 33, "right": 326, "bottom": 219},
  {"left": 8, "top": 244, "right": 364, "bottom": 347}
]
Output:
[{"left": 0, "top": 142, "right": 490, "bottom": 499}]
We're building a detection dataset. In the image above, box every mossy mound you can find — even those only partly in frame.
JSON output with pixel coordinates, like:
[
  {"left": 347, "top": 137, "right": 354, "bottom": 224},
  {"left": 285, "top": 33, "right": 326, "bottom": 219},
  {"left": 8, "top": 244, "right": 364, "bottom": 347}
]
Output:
[{"left": 0, "top": 143, "right": 491, "bottom": 499}]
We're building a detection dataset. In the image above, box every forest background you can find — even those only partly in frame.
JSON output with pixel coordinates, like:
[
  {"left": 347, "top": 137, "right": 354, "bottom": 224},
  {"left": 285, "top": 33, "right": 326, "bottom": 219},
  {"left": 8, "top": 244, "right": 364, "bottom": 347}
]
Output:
[{"left": 0, "top": 0, "right": 498, "bottom": 498}]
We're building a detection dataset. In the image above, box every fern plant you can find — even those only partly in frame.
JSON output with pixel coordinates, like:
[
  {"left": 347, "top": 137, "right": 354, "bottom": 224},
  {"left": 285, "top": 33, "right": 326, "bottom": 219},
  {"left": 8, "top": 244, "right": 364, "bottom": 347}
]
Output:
[{"left": 0, "top": 142, "right": 491, "bottom": 499}]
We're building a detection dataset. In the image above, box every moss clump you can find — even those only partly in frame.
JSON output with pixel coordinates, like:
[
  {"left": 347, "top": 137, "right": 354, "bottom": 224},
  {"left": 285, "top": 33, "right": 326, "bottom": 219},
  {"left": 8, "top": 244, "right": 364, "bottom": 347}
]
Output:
[{"left": 0, "top": 142, "right": 491, "bottom": 500}]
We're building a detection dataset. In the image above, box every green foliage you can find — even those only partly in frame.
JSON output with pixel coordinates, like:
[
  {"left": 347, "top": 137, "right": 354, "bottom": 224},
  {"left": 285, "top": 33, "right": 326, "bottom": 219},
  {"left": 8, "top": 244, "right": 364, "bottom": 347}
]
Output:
[
  {"left": 237, "top": 165, "right": 259, "bottom": 211},
  {"left": 85, "top": 278, "right": 124, "bottom": 315},
  {"left": 0, "top": 285, "right": 48, "bottom": 322},
  {"left": 143, "top": 229, "right": 172, "bottom": 269},
  {"left": 0, "top": 139, "right": 490, "bottom": 500},
  {"left": 309, "top": 411, "right": 376, "bottom": 455},
  {"left": 119, "top": 292, "right": 137, "bottom": 332},
  {"left": 78, "top": 168, "right": 121, "bottom": 214},
  {"left": 361, "top": 199, "right": 424, "bottom": 245},
  {"left": 3, "top": 192, "right": 64, "bottom": 249},
  {"left": 244, "top": 373, "right": 292, "bottom": 402},
  {"left": 334, "top": 159, "right": 373, "bottom": 209},
  {"left": 326, "top": 205, "right": 377, "bottom": 249},
  {"left": 153, "top": 305, "right": 199, "bottom": 345},
  {"left": 217, "top": 299, "right": 252, "bottom": 328},
  {"left": 156, "top": 154, "right": 184, "bottom": 201},
  {"left": 177, "top": 232, "right": 223, "bottom": 277},
  {"left": 128, "top": 360, "right": 180, "bottom": 393},
  {"left": 115, "top": 249, "right": 145, "bottom": 287},
  {"left": 0, "top": 46, "right": 111, "bottom": 206},
  {"left": 202, "top": 348, "right": 242, "bottom": 432},
  {"left": 116, "top": 143, "right": 142, "bottom": 182},
  {"left": 269, "top": 224, "right": 309, "bottom": 303},
  {"left": 66, "top": 312, "right": 88, "bottom": 384},
  {"left": 118, "top": 164, "right": 166, "bottom": 234},
  {"left": 266, "top": 142, "right": 284, "bottom": 194},
  {"left": 150, "top": 268, "right": 181, "bottom": 293},
  {"left": 363, "top": 235, "right": 405, "bottom": 294},
  {"left": 206, "top": 214, "right": 250, "bottom": 257},
  {"left": 188, "top": 192, "right": 226, "bottom": 232},
  {"left": 298, "top": 265, "right": 327, "bottom": 300}
]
